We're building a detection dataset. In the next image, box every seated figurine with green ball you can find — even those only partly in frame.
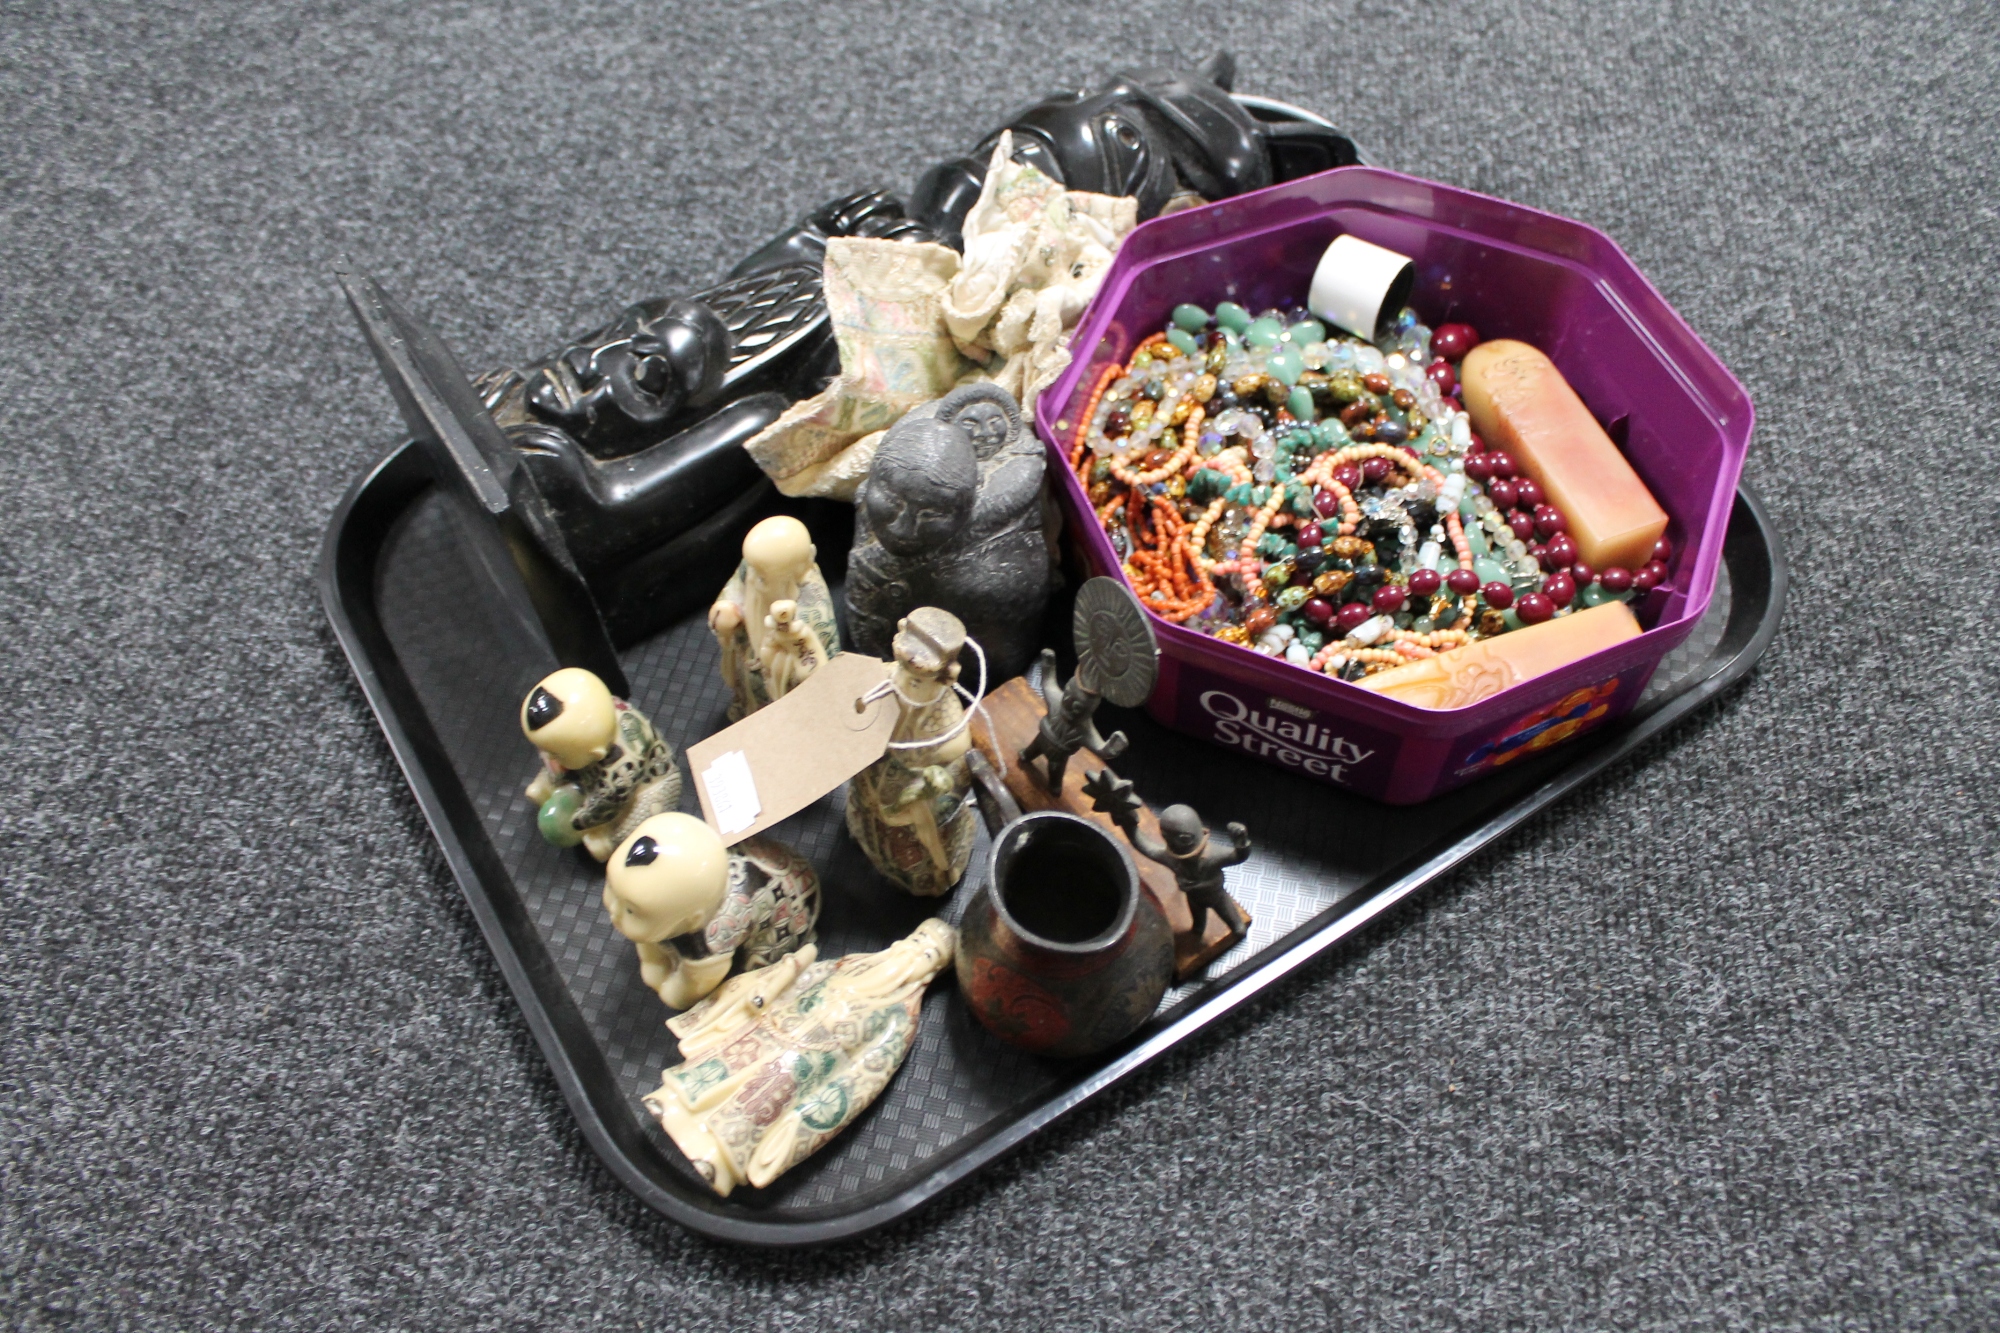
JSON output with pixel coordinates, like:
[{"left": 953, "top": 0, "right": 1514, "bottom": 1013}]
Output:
[{"left": 520, "top": 667, "right": 683, "bottom": 861}]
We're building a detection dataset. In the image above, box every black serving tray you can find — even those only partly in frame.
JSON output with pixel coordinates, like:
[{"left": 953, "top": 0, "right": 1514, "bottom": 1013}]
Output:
[{"left": 318, "top": 440, "right": 1785, "bottom": 1246}]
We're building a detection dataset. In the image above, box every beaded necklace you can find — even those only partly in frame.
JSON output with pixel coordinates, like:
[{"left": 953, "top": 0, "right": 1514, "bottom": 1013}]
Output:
[{"left": 1063, "top": 304, "right": 1659, "bottom": 682}]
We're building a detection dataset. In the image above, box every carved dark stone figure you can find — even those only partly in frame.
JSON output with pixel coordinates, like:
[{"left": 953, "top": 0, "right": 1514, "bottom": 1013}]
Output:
[
  {"left": 344, "top": 193, "right": 930, "bottom": 667},
  {"left": 513, "top": 297, "right": 733, "bottom": 459},
  {"left": 478, "top": 190, "right": 933, "bottom": 466},
  {"left": 910, "top": 52, "right": 1357, "bottom": 249},
  {"left": 344, "top": 59, "right": 1356, "bottom": 680},
  {"left": 846, "top": 384, "right": 1054, "bottom": 680}
]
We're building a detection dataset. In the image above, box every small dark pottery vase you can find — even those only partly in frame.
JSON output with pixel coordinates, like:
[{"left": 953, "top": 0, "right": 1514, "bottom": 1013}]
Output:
[{"left": 956, "top": 811, "right": 1175, "bottom": 1059}]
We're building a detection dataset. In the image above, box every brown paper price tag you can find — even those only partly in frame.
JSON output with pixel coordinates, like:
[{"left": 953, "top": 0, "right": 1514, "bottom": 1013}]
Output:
[{"left": 687, "top": 652, "right": 897, "bottom": 844}]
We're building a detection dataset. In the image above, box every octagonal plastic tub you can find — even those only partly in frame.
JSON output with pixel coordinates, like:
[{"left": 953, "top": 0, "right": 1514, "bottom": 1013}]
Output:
[{"left": 1035, "top": 166, "right": 1753, "bottom": 803}]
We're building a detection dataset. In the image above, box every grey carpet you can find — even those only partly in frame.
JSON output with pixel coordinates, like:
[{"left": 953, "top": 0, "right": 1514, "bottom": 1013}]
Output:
[{"left": 3, "top": 1, "right": 1997, "bottom": 1328}]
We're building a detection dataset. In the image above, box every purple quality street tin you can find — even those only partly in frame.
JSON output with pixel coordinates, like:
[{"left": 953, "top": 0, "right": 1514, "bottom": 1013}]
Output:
[{"left": 1037, "top": 166, "right": 1754, "bottom": 804}]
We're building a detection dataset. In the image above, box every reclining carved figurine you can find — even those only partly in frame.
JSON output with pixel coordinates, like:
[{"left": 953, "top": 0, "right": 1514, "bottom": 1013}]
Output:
[
  {"left": 344, "top": 54, "right": 1357, "bottom": 680},
  {"left": 469, "top": 191, "right": 929, "bottom": 636},
  {"left": 909, "top": 51, "right": 1357, "bottom": 248}
]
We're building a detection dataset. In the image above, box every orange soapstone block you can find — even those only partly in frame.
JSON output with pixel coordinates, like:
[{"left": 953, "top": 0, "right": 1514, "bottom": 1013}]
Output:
[
  {"left": 1358, "top": 601, "right": 1641, "bottom": 710},
  {"left": 1460, "top": 340, "right": 1669, "bottom": 572}
]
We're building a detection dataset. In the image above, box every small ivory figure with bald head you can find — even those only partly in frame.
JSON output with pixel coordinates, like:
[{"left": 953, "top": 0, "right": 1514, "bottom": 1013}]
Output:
[
  {"left": 519, "top": 667, "right": 683, "bottom": 861},
  {"left": 708, "top": 515, "right": 841, "bottom": 721},
  {"left": 602, "top": 812, "right": 821, "bottom": 1010}
]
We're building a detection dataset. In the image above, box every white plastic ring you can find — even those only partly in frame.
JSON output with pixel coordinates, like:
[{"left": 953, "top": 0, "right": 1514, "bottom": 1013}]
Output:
[{"left": 1308, "top": 234, "right": 1416, "bottom": 342}]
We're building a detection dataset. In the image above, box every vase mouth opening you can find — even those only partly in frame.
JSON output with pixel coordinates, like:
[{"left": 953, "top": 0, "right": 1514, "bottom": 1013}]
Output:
[{"left": 990, "top": 811, "right": 1139, "bottom": 954}]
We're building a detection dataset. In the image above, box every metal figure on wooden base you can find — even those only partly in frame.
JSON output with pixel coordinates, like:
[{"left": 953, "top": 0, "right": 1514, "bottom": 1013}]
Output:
[
  {"left": 1018, "top": 576, "right": 1157, "bottom": 793},
  {"left": 1018, "top": 648, "right": 1127, "bottom": 795},
  {"left": 966, "top": 576, "right": 1245, "bottom": 976},
  {"left": 1084, "top": 769, "right": 1251, "bottom": 952}
]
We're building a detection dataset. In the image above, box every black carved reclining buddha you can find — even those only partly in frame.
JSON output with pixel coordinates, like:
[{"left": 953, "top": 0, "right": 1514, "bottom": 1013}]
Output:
[
  {"left": 910, "top": 51, "right": 1357, "bottom": 248},
  {"left": 468, "top": 191, "right": 926, "bottom": 589},
  {"left": 345, "top": 53, "right": 1359, "bottom": 683}
]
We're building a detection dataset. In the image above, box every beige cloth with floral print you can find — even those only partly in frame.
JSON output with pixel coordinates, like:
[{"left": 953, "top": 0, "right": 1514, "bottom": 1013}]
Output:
[{"left": 742, "top": 133, "right": 1137, "bottom": 500}]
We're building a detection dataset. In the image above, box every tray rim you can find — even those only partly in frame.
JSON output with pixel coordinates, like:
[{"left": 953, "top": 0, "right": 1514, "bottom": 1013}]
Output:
[{"left": 317, "top": 439, "right": 1786, "bottom": 1247}]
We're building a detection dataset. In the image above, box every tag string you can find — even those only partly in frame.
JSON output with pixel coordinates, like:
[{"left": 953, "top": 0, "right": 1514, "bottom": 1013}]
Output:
[{"left": 857, "top": 634, "right": 993, "bottom": 754}]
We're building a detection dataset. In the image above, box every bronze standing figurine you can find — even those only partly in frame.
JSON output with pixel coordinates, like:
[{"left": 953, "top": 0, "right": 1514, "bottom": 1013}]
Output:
[{"left": 1086, "top": 770, "right": 1251, "bottom": 950}]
